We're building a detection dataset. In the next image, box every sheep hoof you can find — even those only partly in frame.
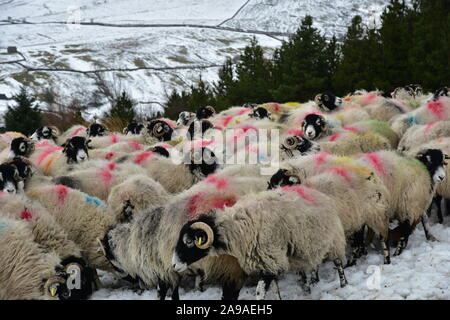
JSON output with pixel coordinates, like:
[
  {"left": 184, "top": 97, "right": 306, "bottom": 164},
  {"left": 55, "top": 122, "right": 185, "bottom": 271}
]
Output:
[
  {"left": 426, "top": 235, "right": 438, "bottom": 242},
  {"left": 384, "top": 257, "right": 391, "bottom": 264}
]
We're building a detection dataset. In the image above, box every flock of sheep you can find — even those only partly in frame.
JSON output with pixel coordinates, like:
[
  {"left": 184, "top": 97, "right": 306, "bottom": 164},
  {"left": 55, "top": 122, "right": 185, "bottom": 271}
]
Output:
[{"left": 0, "top": 84, "right": 449, "bottom": 300}]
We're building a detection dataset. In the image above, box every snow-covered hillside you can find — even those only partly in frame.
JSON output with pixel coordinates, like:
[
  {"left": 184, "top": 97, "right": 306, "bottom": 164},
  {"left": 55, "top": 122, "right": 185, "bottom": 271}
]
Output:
[{"left": 0, "top": 0, "right": 390, "bottom": 119}]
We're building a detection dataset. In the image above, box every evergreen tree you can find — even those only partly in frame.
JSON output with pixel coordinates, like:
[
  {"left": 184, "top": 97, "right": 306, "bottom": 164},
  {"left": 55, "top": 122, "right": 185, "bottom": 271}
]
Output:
[
  {"left": 271, "top": 16, "right": 331, "bottom": 102},
  {"left": 4, "top": 86, "right": 42, "bottom": 136},
  {"left": 108, "top": 90, "right": 135, "bottom": 123},
  {"left": 187, "top": 77, "right": 216, "bottom": 112},
  {"left": 164, "top": 89, "right": 190, "bottom": 120},
  {"left": 213, "top": 58, "right": 236, "bottom": 109}
]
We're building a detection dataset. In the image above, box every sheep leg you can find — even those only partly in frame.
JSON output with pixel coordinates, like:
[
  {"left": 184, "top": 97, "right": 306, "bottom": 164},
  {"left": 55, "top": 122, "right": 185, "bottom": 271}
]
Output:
[
  {"left": 256, "top": 274, "right": 277, "bottom": 300},
  {"left": 309, "top": 268, "right": 320, "bottom": 286},
  {"left": 298, "top": 270, "right": 311, "bottom": 294},
  {"left": 333, "top": 259, "right": 348, "bottom": 288},
  {"left": 421, "top": 213, "right": 438, "bottom": 242},
  {"left": 221, "top": 281, "right": 240, "bottom": 300},
  {"left": 171, "top": 285, "right": 180, "bottom": 301},
  {"left": 269, "top": 278, "right": 282, "bottom": 300},
  {"left": 434, "top": 195, "right": 443, "bottom": 224},
  {"left": 346, "top": 227, "right": 367, "bottom": 268},
  {"left": 194, "top": 269, "right": 205, "bottom": 292},
  {"left": 157, "top": 279, "right": 168, "bottom": 300},
  {"left": 93, "top": 269, "right": 102, "bottom": 289},
  {"left": 380, "top": 236, "right": 391, "bottom": 264}
]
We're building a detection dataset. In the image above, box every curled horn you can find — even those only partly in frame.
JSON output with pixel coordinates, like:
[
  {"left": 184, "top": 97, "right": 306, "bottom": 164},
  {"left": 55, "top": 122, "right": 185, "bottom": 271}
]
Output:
[
  {"left": 283, "top": 136, "right": 301, "bottom": 150},
  {"left": 191, "top": 222, "right": 214, "bottom": 249},
  {"left": 152, "top": 122, "right": 165, "bottom": 138},
  {"left": 49, "top": 126, "right": 60, "bottom": 139},
  {"left": 205, "top": 106, "right": 216, "bottom": 114}
]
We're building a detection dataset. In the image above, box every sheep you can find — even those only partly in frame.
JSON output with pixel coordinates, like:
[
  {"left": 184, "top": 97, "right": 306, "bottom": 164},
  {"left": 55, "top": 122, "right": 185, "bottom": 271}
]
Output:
[
  {"left": 86, "top": 123, "right": 107, "bottom": 138},
  {"left": 0, "top": 192, "right": 96, "bottom": 299},
  {"left": 53, "top": 160, "right": 149, "bottom": 200},
  {"left": 30, "top": 126, "right": 60, "bottom": 142},
  {"left": 0, "top": 217, "right": 71, "bottom": 300},
  {"left": 280, "top": 133, "right": 391, "bottom": 158},
  {"left": 100, "top": 173, "right": 270, "bottom": 300},
  {"left": 433, "top": 87, "right": 448, "bottom": 100},
  {"left": 28, "top": 136, "right": 91, "bottom": 176},
  {"left": 123, "top": 121, "right": 145, "bottom": 135},
  {"left": 391, "top": 84, "right": 423, "bottom": 100},
  {"left": 0, "top": 162, "right": 21, "bottom": 194},
  {"left": 57, "top": 125, "right": 88, "bottom": 145},
  {"left": 196, "top": 106, "right": 216, "bottom": 120},
  {"left": 0, "top": 131, "right": 27, "bottom": 152},
  {"left": 354, "top": 149, "right": 447, "bottom": 255},
  {"left": 107, "top": 174, "right": 170, "bottom": 223},
  {"left": 389, "top": 96, "right": 450, "bottom": 137},
  {"left": 88, "top": 132, "right": 147, "bottom": 150},
  {"left": 0, "top": 136, "right": 35, "bottom": 163},
  {"left": 397, "top": 121, "right": 450, "bottom": 152},
  {"left": 267, "top": 165, "right": 391, "bottom": 265},
  {"left": 176, "top": 111, "right": 196, "bottom": 127},
  {"left": 172, "top": 187, "right": 347, "bottom": 299},
  {"left": 314, "top": 92, "right": 343, "bottom": 112},
  {"left": 27, "top": 184, "right": 114, "bottom": 271}
]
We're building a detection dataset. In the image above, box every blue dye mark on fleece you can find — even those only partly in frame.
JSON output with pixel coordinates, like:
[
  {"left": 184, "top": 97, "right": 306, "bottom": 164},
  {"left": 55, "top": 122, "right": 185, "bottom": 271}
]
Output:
[
  {"left": 406, "top": 116, "right": 418, "bottom": 125},
  {"left": 258, "top": 154, "right": 268, "bottom": 162},
  {"left": 85, "top": 196, "right": 104, "bottom": 207},
  {"left": 0, "top": 221, "right": 11, "bottom": 239}
]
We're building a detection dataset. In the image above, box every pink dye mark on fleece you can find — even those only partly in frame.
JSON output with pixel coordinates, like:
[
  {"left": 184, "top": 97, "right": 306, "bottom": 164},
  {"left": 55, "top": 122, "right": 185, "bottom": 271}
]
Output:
[
  {"left": 424, "top": 122, "right": 437, "bottom": 134},
  {"left": 238, "top": 108, "right": 251, "bottom": 115},
  {"left": 364, "top": 153, "right": 387, "bottom": 178},
  {"left": 314, "top": 152, "right": 330, "bottom": 169},
  {"left": 205, "top": 175, "right": 229, "bottom": 190},
  {"left": 191, "top": 139, "right": 216, "bottom": 149},
  {"left": 105, "top": 152, "right": 115, "bottom": 160},
  {"left": 38, "top": 147, "right": 62, "bottom": 166},
  {"left": 55, "top": 185, "right": 69, "bottom": 203},
  {"left": 20, "top": 209, "right": 33, "bottom": 220},
  {"left": 329, "top": 167, "right": 352, "bottom": 184},
  {"left": 282, "top": 186, "right": 317, "bottom": 205},
  {"left": 343, "top": 126, "right": 363, "bottom": 133},
  {"left": 99, "top": 169, "right": 113, "bottom": 185},
  {"left": 327, "top": 134, "right": 342, "bottom": 142},
  {"left": 362, "top": 94, "right": 377, "bottom": 105},
  {"left": 70, "top": 127, "right": 86, "bottom": 137},
  {"left": 134, "top": 152, "right": 153, "bottom": 164},
  {"left": 110, "top": 134, "right": 119, "bottom": 144},
  {"left": 187, "top": 192, "right": 205, "bottom": 219},
  {"left": 427, "top": 100, "right": 446, "bottom": 120},
  {"left": 107, "top": 162, "right": 116, "bottom": 171},
  {"left": 36, "top": 141, "right": 53, "bottom": 148},
  {"left": 286, "top": 129, "right": 303, "bottom": 137},
  {"left": 221, "top": 116, "right": 234, "bottom": 127},
  {"left": 211, "top": 196, "right": 237, "bottom": 210},
  {"left": 127, "top": 141, "right": 142, "bottom": 151}
]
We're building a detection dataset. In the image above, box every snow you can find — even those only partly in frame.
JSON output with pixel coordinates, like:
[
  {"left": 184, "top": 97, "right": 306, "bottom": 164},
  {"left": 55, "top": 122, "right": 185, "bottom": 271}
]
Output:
[{"left": 92, "top": 212, "right": 450, "bottom": 300}]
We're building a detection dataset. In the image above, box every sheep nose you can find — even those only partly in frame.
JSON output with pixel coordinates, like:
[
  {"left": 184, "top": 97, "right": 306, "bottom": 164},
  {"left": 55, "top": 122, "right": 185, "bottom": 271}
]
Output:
[{"left": 6, "top": 188, "right": 15, "bottom": 194}]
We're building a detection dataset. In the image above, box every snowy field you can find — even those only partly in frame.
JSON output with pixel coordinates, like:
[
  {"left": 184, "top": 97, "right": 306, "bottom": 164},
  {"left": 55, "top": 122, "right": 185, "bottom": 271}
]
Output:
[
  {"left": 92, "top": 213, "right": 450, "bottom": 300},
  {"left": 0, "top": 0, "right": 390, "bottom": 119}
]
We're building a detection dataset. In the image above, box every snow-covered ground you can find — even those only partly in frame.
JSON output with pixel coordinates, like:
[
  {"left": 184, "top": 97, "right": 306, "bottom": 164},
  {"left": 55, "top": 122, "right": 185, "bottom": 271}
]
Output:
[
  {"left": 0, "top": 0, "right": 392, "bottom": 119},
  {"left": 92, "top": 213, "right": 450, "bottom": 300}
]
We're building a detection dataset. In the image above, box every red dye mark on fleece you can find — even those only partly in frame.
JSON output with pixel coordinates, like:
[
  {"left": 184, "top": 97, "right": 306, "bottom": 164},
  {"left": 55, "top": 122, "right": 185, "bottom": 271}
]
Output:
[
  {"left": 107, "top": 162, "right": 116, "bottom": 171},
  {"left": 424, "top": 122, "right": 436, "bottom": 134},
  {"left": 105, "top": 152, "right": 115, "bottom": 160},
  {"left": 314, "top": 152, "right": 330, "bottom": 169},
  {"left": 211, "top": 196, "right": 237, "bottom": 210},
  {"left": 134, "top": 152, "right": 154, "bottom": 164},
  {"left": 282, "top": 186, "right": 317, "bottom": 205},
  {"left": 214, "top": 125, "right": 224, "bottom": 131},
  {"left": 127, "top": 141, "right": 142, "bottom": 151},
  {"left": 427, "top": 100, "right": 446, "bottom": 120},
  {"left": 110, "top": 134, "right": 119, "bottom": 144},
  {"left": 286, "top": 129, "right": 303, "bottom": 137},
  {"left": 187, "top": 192, "right": 205, "bottom": 219},
  {"left": 70, "top": 127, "right": 86, "bottom": 137},
  {"left": 238, "top": 108, "right": 251, "bottom": 115},
  {"left": 329, "top": 167, "right": 352, "bottom": 184},
  {"left": 327, "top": 134, "right": 342, "bottom": 142},
  {"left": 55, "top": 185, "right": 69, "bottom": 203},
  {"left": 20, "top": 209, "right": 33, "bottom": 220},
  {"left": 221, "top": 116, "right": 234, "bottom": 127},
  {"left": 38, "top": 147, "right": 62, "bottom": 166},
  {"left": 364, "top": 153, "right": 387, "bottom": 178},
  {"left": 362, "top": 94, "right": 377, "bottom": 105},
  {"left": 343, "top": 126, "right": 363, "bottom": 133},
  {"left": 99, "top": 169, "right": 113, "bottom": 185}
]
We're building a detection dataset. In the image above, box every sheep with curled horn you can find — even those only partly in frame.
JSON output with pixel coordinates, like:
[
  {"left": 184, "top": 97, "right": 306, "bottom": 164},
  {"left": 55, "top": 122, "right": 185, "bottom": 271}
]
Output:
[
  {"left": 196, "top": 106, "right": 216, "bottom": 120},
  {"left": 0, "top": 136, "right": 35, "bottom": 163},
  {"left": 30, "top": 126, "right": 60, "bottom": 142},
  {"left": 0, "top": 217, "right": 72, "bottom": 300},
  {"left": 172, "top": 186, "right": 348, "bottom": 300}
]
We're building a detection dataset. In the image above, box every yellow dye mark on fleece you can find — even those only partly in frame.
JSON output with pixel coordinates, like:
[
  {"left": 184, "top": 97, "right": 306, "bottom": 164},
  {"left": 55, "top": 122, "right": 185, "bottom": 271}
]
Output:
[
  {"left": 336, "top": 113, "right": 344, "bottom": 120},
  {"left": 43, "top": 154, "right": 58, "bottom": 175},
  {"left": 166, "top": 136, "right": 184, "bottom": 146},
  {"left": 283, "top": 102, "right": 301, "bottom": 107},
  {"left": 345, "top": 165, "right": 373, "bottom": 176},
  {"left": 335, "top": 156, "right": 355, "bottom": 165}
]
